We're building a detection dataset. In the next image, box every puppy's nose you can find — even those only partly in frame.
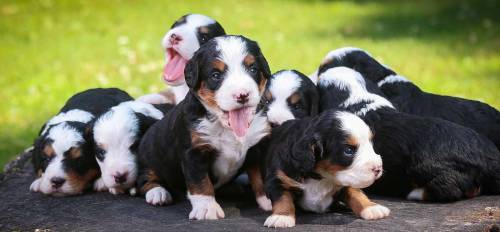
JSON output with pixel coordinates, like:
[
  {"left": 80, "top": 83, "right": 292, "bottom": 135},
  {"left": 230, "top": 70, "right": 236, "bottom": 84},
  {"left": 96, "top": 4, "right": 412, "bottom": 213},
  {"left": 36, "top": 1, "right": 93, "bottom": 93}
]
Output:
[
  {"left": 169, "top": 33, "right": 182, "bottom": 45},
  {"left": 50, "top": 177, "right": 66, "bottom": 189},
  {"left": 234, "top": 92, "right": 250, "bottom": 104},
  {"left": 372, "top": 165, "right": 383, "bottom": 178},
  {"left": 113, "top": 172, "right": 128, "bottom": 184}
]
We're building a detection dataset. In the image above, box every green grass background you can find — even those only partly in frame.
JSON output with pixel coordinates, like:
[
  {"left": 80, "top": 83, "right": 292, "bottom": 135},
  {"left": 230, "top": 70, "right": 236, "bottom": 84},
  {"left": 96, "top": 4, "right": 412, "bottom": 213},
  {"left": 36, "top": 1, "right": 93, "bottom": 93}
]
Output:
[{"left": 1, "top": 0, "right": 499, "bottom": 170}]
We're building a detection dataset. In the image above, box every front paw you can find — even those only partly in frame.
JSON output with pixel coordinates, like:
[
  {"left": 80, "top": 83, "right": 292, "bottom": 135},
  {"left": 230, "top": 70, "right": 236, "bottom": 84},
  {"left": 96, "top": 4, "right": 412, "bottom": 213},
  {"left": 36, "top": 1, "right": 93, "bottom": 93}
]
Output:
[
  {"left": 93, "top": 178, "right": 107, "bottom": 192},
  {"left": 188, "top": 195, "right": 225, "bottom": 220},
  {"left": 360, "top": 204, "right": 390, "bottom": 220},
  {"left": 256, "top": 195, "right": 272, "bottom": 211},
  {"left": 30, "top": 178, "right": 42, "bottom": 192},
  {"left": 109, "top": 187, "right": 125, "bottom": 195},
  {"left": 264, "top": 214, "right": 295, "bottom": 228},
  {"left": 145, "top": 186, "right": 172, "bottom": 206}
]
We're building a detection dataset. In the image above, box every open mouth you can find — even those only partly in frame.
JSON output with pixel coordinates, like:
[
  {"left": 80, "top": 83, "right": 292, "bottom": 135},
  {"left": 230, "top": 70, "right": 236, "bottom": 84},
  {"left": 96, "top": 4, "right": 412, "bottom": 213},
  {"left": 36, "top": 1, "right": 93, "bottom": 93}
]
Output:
[
  {"left": 163, "top": 48, "right": 188, "bottom": 86},
  {"left": 224, "top": 107, "right": 254, "bottom": 138}
]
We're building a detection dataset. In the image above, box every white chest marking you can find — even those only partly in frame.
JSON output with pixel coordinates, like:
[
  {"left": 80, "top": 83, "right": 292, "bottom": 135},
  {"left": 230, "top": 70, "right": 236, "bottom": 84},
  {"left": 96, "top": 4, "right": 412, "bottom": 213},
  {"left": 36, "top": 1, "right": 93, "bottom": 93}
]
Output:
[{"left": 298, "top": 177, "right": 343, "bottom": 213}]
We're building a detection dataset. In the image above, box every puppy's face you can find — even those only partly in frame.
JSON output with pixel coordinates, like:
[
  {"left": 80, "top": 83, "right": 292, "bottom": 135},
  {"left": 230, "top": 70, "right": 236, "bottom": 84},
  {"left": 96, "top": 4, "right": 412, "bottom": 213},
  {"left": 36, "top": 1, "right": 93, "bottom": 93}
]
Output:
[
  {"left": 162, "top": 14, "right": 226, "bottom": 86},
  {"left": 185, "top": 35, "right": 271, "bottom": 138},
  {"left": 263, "top": 70, "right": 319, "bottom": 127},
  {"left": 31, "top": 122, "right": 99, "bottom": 196}
]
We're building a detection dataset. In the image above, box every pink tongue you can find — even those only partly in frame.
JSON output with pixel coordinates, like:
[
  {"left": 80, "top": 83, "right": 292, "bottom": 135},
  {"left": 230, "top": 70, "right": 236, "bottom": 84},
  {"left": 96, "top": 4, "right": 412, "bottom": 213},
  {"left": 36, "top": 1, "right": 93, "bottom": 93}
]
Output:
[
  {"left": 163, "top": 53, "right": 187, "bottom": 85},
  {"left": 229, "top": 107, "right": 250, "bottom": 137}
]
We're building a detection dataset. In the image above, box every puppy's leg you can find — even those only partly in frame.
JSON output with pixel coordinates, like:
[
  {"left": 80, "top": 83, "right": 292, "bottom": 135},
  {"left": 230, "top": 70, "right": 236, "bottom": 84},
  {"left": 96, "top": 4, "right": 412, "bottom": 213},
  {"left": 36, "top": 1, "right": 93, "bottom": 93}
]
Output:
[
  {"left": 247, "top": 165, "right": 271, "bottom": 211},
  {"left": 264, "top": 172, "right": 297, "bottom": 228},
  {"left": 422, "top": 171, "right": 479, "bottom": 202},
  {"left": 184, "top": 147, "right": 224, "bottom": 220},
  {"left": 139, "top": 169, "right": 172, "bottom": 206},
  {"left": 344, "top": 187, "right": 390, "bottom": 220}
]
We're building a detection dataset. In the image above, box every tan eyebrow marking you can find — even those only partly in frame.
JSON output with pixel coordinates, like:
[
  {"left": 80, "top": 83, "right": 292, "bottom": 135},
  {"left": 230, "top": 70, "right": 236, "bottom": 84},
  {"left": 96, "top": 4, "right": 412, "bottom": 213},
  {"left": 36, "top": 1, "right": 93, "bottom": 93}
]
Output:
[
  {"left": 346, "top": 135, "right": 360, "bottom": 147},
  {"left": 43, "top": 144, "right": 55, "bottom": 157},
  {"left": 288, "top": 93, "right": 301, "bottom": 105},
  {"left": 199, "top": 26, "right": 209, "bottom": 33},
  {"left": 212, "top": 59, "right": 226, "bottom": 71},
  {"left": 243, "top": 54, "right": 255, "bottom": 66}
]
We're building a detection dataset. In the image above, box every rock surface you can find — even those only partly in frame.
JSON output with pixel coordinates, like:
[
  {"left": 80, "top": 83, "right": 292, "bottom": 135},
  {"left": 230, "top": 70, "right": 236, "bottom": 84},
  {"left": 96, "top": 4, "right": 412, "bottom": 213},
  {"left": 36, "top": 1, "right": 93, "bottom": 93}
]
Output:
[{"left": 1, "top": 151, "right": 499, "bottom": 231}]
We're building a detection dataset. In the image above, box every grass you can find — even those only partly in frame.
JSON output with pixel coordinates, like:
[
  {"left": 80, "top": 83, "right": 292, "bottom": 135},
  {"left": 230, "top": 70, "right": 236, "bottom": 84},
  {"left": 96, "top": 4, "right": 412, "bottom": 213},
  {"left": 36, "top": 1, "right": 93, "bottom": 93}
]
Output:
[{"left": 0, "top": 0, "right": 499, "bottom": 170}]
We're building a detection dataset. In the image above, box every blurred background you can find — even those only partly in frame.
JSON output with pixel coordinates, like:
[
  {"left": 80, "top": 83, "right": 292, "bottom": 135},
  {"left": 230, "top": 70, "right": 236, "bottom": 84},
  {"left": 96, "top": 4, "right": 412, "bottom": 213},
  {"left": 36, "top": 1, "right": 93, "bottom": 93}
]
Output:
[{"left": 0, "top": 0, "right": 499, "bottom": 169}]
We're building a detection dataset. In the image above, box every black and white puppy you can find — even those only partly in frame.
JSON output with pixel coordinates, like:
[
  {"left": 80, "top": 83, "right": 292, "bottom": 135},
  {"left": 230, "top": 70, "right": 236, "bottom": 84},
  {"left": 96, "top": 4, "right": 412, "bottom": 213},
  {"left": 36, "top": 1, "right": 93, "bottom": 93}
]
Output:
[
  {"left": 92, "top": 101, "right": 172, "bottom": 195},
  {"left": 244, "top": 69, "right": 319, "bottom": 211},
  {"left": 318, "top": 67, "right": 500, "bottom": 202},
  {"left": 316, "top": 47, "right": 500, "bottom": 149},
  {"left": 138, "top": 35, "right": 271, "bottom": 220},
  {"left": 261, "top": 110, "right": 387, "bottom": 228},
  {"left": 30, "top": 88, "right": 133, "bottom": 196},
  {"left": 138, "top": 14, "right": 226, "bottom": 104}
]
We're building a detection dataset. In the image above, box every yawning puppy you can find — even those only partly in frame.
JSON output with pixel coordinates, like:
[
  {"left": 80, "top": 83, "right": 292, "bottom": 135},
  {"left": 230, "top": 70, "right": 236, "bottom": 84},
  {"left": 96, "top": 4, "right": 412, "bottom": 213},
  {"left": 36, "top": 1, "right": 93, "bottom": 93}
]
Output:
[
  {"left": 318, "top": 67, "right": 500, "bottom": 202},
  {"left": 261, "top": 110, "right": 387, "bottom": 228},
  {"left": 31, "top": 88, "right": 133, "bottom": 196},
  {"left": 138, "top": 14, "right": 226, "bottom": 104},
  {"left": 92, "top": 101, "right": 171, "bottom": 195},
  {"left": 137, "top": 35, "right": 271, "bottom": 220},
  {"left": 316, "top": 47, "right": 500, "bottom": 149}
]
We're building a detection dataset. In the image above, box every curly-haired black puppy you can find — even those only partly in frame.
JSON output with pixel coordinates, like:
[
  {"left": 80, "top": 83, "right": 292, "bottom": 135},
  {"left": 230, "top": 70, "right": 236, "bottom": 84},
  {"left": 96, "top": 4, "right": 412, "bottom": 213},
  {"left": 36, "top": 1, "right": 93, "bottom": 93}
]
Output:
[
  {"left": 31, "top": 88, "right": 133, "bottom": 196},
  {"left": 314, "top": 47, "right": 500, "bottom": 149},
  {"left": 137, "top": 35, "right": 271, "bottom": 220},
  {"left": 318, "top": 67, "right": 500, "bottom": 202}
]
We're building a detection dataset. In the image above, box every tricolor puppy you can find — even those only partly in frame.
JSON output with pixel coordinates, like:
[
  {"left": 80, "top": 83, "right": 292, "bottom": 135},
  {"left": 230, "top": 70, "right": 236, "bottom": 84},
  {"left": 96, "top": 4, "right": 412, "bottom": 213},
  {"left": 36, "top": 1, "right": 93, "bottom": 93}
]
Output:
[
  {"left": 138, "top": 14, "right": 226, "bottom": 104},
  {"left": 261, "top": 110, "right": 387, "bottom": 228},
  {"left": 318, "top": 67, "right": 500, "bottom": 202},
  {"left": 244, "top": 69, "right": 319, "bottom": 211},
  {"left": 30, "top": 88, "right": 133, "bottom": 196},
  {"left": 92, "top": 101, "right": 172, "bottom": 195},
  {"left": 316, "top": 47, "right": 500, "bottom": 149},
  {"left": 138, "top": 35, "right": 271, "bottom": 220}
]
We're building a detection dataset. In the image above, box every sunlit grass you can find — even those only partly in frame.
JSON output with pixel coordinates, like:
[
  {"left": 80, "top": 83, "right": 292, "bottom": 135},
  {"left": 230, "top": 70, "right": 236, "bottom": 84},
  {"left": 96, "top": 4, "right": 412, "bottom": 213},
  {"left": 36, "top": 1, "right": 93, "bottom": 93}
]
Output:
[{"left": 0, "top": 0, "right": 499, "bottom": 169}]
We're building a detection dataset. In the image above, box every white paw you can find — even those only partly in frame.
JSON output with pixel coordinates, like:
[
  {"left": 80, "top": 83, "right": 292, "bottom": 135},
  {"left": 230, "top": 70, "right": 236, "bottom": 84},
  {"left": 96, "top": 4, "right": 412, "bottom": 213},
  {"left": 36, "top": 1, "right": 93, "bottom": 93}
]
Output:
[
  {"left": 93, "top": 178, "right": 107, "bottom": 192},
  {"left": 145, "top": 186, "right": 172, "bottom": 206},
  {"left": 256, "top": 195, "right": 272, "bottom": 211},
  {"left": 406, "top": 188, "right": 424, "bottom": 201},
  {"left": 188, "top": 194, "right": 225, "bottom": 220},
  {"left": 264, "top": 214, "right": 295, "bottom": 228},
  {"left": 129, "top": 187, "right": 137, "bottom": 196},
  {"left": 29, "top": 178, "right": 41, "bottom": 192},
  {"left": 109, "top": 187, "right": 125, "bottom": 195},
  {"left": 360, "top": 204, "right": 391, "bottom": 220}
]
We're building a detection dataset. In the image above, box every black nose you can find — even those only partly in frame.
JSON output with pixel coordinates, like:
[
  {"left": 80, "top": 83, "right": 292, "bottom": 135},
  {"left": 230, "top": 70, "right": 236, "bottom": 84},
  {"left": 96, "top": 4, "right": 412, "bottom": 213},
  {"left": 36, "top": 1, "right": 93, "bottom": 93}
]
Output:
[
  {"left": 236, "top": 93, "right": 249, "bottom": 104},
  {"left": 372, "top": 166, "right": 382, "bottom": 177},
  {"left": 51, "top": 177, "right": 66, "bottom": 189},
  {"left": 169, "top": 33, "right": 182, "bottom": 44},
  {"left": 114, "top": 173, "right": 128, "bottom": 184}
]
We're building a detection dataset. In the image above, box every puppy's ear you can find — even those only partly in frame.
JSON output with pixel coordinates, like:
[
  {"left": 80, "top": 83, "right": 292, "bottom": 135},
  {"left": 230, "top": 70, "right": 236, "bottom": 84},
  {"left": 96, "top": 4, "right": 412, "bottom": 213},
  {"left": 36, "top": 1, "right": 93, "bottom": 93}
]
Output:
[
  {"left": 257, "top": 53, "right": 271, "bottom": 80},
  {"left": 310, "top": 89, "right": 320, "bottom": 116},
  {"left": 291, "top": 133, "right": 323, "bottom": 173},
  {"left": 185, "top": 52, "right": 201, "bottom": 90}
]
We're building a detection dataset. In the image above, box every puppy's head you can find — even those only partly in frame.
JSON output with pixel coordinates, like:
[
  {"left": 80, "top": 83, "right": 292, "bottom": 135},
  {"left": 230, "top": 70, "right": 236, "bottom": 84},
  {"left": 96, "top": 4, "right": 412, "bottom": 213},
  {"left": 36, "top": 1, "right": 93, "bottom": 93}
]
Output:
[
  {"left": 263, "top": 70, "right": 319, "bottom": 127},
  {"left": 317, "top": 47, "right": 396, "bottom": 84},
  {"left": 185, "top": 35, "right": 271, "bottom": 138},
  {"left": 92, "top": 101, "right": 163, "bottom": 190},
  {"left": 32, "top": 121, "right": 99, "bottom": 196},
  {"left": 292, "top": 111, "right": 383, "bottom": 189},
  {"left": 162, "top": 14, "right": 226, "bottom": 86}
]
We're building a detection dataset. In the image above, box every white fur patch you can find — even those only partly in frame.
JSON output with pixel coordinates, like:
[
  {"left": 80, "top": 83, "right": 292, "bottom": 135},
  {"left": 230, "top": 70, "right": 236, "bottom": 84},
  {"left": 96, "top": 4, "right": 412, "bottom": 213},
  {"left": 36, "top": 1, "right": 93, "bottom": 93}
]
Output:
[
  {"left": 256, "top": 195, "right": 272, "bottom": 211},
  {"left": 332, "top": 112, "right": 383, "bottom": 189},
  {"left": 29, "top": 178, "right": 42, "bottom": 192},
  {"left": 309, "top": 70, "right": 319, "bottom": 85},
  {"left": 264, "top": 214, "right": 295, "bottom": 228},
  {"left": 41, "top": 109, "right": 94, "bottom": 135},
  {"left": 146, "top": 186, "right": 172, "bottom": 206},
  {"left": 377, "top": 74, "right": 410, "bottom": 87},
  {"left": 267, "top": 70, "right": 302, "bottom": 126},
  {"left": 318, "top": 67, "right": 395, "bottom": 115},
  {"left": 320, "top": 47, "right": 366, "bottom": 66},
  {"left": 172, "top": 84, "right": 190, "bottom": 104},
  {"left": 298, "top": 177, "right": 341, "bottom": 213},
  {"left": 136, "top": 93, "right": 170, "bottom": 104},
  {"left": 93, "top": 177, "right": 107, "bottom": 192},
  {"left": 360, "top": 204, "right": 391, "bottom": 220},
  {"left": 406, "top": 188, "right": 425, "bottom": 201},
  {"left": 187, "top": 193, "right": 225, "bottom": 220}
]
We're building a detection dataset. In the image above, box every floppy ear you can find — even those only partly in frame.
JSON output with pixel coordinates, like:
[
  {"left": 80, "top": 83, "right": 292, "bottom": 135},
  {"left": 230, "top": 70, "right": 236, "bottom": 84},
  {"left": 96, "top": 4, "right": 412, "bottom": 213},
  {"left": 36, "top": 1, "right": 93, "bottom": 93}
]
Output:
[
  {"left": 310, "top": 89, "right": 320, "bottom": 116},
  {"left": 185, "top": 52, "right": 201, "bottom": 90},
  {"left": 135, "top": 113, "right": 159, "bottom": 137},
  {"left": 291, "top": 132, "right": 323, "bottom": 173},
  {"left": 257, "top": 53, "right": 272, "bottom": 80}
]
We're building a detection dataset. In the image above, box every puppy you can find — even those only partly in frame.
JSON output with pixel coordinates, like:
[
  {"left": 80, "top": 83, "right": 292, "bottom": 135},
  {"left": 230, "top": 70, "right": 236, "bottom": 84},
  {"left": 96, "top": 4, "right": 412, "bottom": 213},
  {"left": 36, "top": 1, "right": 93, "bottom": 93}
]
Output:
[
  {"left": 138, "top": 14, "right": 226, "bottom": 104},
  {"left": 261, "top": 110, "right": 387, "bottom": 228},
  {"left": 137, "top": 35, "right": 271, "bottom": 220},
  {"left": 244, "top": 69, "right": 319, "bottom": 211},
  {"left": 318, "top": 67, "right": 500, "bottom": 202},
  {"left": 30, "top": 88, "right": 133, "bottom": 196},
  {"left": 315, "top": 47, "right": 500, "bottom": 149},
  {"left": 91, "top": 101, "right": 172, "bottom": 195}
]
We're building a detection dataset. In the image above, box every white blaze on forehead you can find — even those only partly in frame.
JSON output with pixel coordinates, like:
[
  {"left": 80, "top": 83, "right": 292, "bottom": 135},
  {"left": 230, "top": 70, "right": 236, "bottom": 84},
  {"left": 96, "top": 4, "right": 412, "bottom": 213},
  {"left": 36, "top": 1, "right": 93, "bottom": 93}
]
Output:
[
  {"left": 42, "top": 109, "right": 94, "bottom": 135},
  {"left": 48, "top": 123, "right": 84, "bottom": 155},
  {"left": 377, "top": 74, "right": 410, "bottom": 87},
  {"left": 336, "top": 111, "right": 372, "bottom": 143},
  {"left": 320, "top": 47, "right": 367, "bottom": 65},
  {"left": 267, "top": 71, "right": 302, "bottom": 125},
  {"left": 318, "top": 67, "right": 395, "bottom": 115}
]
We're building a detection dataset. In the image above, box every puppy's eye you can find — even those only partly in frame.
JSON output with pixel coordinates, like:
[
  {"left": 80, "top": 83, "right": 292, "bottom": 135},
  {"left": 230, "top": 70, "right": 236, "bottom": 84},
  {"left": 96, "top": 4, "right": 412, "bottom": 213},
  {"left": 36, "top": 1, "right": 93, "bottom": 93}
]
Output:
[
  {"left": 293, "top": 104, "right": 302, "bottom": 110},
  {"left": 200, "top": 34, "right": 208, "bottom": 43},
  {"left": 249, "top": 66, "right": 258, "bottom": 75},
  {"left": 344, "top": 146, "right": 356, "bottom": 156},
  {"left": 211, "top": 71, "right": 222, "bottom": 81},
  {"left": 95, "top": 148, "right": 105, "bottom": 161}
]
